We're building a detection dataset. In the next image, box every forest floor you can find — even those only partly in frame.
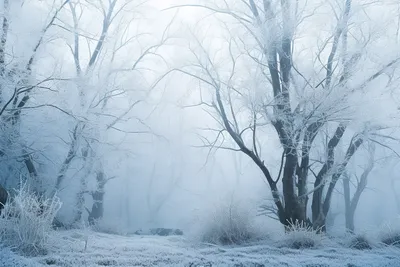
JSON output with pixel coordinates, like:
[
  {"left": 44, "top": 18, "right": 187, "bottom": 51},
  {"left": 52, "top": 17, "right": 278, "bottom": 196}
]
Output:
[{"left": 0, "top": 229, "right": 399, "bottom": 267}]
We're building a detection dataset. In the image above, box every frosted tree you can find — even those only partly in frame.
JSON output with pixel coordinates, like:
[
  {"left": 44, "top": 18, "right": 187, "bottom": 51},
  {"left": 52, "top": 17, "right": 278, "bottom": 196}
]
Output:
[
  {"left": 52, "top": 0, "right": 170, "bottom": 225},
  {"left": 0, "top": 0, "right": 70, "bottom": 196},
  {"left": 166, "top": 0, "right": 400, "bottom": 230}
]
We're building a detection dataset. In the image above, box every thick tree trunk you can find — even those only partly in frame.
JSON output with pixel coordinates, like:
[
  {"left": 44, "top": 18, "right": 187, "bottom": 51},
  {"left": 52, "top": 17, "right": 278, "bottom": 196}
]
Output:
[
  {"left": 297, "top": 158, "right": 310, "bottom": 226},
  {"left": 312, "top": 165, "right": 330, "bottom": 231},
  {"left": 88, "top": 170, "right": 106, "bottom": 225},
  {"left": 282, "top": 151, "right": 299, "bottom": 222},
  {"left": 280, "top": 148, "right": 312, "bottom": 229},
  {"left": 88, "top": 190, "right": 104, "bottom": 225}
]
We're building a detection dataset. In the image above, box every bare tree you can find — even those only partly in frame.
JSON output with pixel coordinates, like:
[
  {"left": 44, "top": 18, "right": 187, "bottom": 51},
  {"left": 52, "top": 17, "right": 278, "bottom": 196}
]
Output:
[
  {"left": 0, "top": 0, "right": 71, "bottom": 196},
  {"left": 164, "top": 0, "right": 400, "bottom": 230},
  {"left": 53, "top": 0, "right": 170, "bottom": 225}
]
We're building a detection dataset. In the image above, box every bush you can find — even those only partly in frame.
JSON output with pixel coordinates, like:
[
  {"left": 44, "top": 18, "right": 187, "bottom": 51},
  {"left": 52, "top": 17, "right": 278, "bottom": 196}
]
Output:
[
  {"left": 381, "top": 232, "right": 400, "bottom": 247},
  {"left": 279, "top": 221, "right": 323, "bottom": 249},
  {"left": 0, "top": 185, "right": 62, "bottom": 255},
  {"left": 379, "top": 222, "right": 400, "bottom": 248},
  {"left": 348, "top": 234, "right": 372, "bottom": 250},
  {"left": 194, "top": 199, "right": 261, "bottom": 245}
]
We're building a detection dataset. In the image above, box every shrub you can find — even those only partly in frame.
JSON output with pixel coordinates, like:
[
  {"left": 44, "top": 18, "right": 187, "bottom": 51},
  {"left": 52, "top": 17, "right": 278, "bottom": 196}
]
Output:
[
  {"left": 348, "top": 234, "right": 372, "bottom": 250},
  {"left": 279, "top": 221, "right": 323, "bottom": 249},
  {"left": 194, "top": 199, "right": 260, "bottom": 245},
  {"left": 379, "top": 222, "right": 400, "bottom": 248},
  {"left": 0, "top": 185, "right": 62, "bottom": 255},
  {"left": 381, "top": 232, "right": 400, "bottom": 247}
]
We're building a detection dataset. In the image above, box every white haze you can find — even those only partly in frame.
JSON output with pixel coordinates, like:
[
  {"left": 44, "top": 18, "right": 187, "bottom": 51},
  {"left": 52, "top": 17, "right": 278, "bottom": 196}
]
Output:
[{"left": 0, "top": 0, "right": 400, "bottom": 238}]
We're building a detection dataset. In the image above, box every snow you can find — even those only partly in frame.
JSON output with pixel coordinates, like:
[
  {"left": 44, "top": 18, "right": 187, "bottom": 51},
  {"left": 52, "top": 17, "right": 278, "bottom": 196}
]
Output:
[{"left": 1, "top": 230, "right": 399, "bottom": 267}]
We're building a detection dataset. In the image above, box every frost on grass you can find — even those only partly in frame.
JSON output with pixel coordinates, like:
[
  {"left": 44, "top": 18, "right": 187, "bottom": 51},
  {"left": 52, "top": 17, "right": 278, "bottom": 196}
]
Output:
[
  {"left": 279, "top": 222, "right": 323, "bottom": 249},
  {"left": 0, "top": 185, "right": 62, "bottom": 256},
  {"left": 0, "top": 247, "right": 41, "bottom": 267},
  {"left": 21, "top": 230, "right": 400, "bottom": 267}
]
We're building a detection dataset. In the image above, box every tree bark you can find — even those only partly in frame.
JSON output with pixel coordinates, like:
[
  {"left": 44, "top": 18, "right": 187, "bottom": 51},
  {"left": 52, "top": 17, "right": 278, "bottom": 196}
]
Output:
[
  {"left": 343, "top": 175, "right": 354, "bottom": 232},
  {"left": 88, "top": 170, "right": 106, "bottom": 225}
]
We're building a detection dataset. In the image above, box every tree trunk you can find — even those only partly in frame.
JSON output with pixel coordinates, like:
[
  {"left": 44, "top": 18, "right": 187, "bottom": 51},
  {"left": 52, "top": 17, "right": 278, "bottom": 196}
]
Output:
[
  {"left": 323, "top": 138, "right": 363, "bottom": 223},
  {"left": 281, "top": 149, "right": 311, "bottom": 228},
  {"left": 311, "top": 125, "right": 347, "bottom": 231},
  {"left": 345, "top": 209, "right": 355, "bottom": 233},
  {"left": 282, "top": 151, "right": 298, "bottom": 222},
  {"left": 344, "top": 153, "right": 373, "bottom": 233},
  {"left": 73, "top": 145, "right": 93, "bottom": 224},
  {"left": 73, "top": 175, "right": 87, "bottom": 224},
  {"left": 312, "top": 168, "right": 329, "bottom": 232},
  {"left": 88, "top": 190, "right": 104, "bottom": 225},
  {"left": 312, "top": 132, "right": 362, "bottom": 232},
  {"left": 88, "top": 170, "right": 106, "bottom": 225},
  {"left": 54, "top": 124, "right": 80, "bottom": 197},
  {"left": 311, "top": 175, "right": 325, "bottom": 230},
  {"left": 343, "top": 175, "right": 354, "bottom": 232}
]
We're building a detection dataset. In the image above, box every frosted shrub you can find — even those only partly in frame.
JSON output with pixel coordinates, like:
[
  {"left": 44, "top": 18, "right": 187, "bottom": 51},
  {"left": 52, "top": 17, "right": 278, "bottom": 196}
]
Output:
[
  {"left": 379, "top": 221, "right": 400, "bottom": 247},
  {"left": 0, "top": 185, "right": 62, "bottom": 255},
  {"left": 280, "top": 221, "right": 323, "bottom": 249},
  {"left": 196, "top": 200, "right": 260, "bottom": 245},
  {"left": 348, "top": 234, "right": 372, "bottom": 250}
]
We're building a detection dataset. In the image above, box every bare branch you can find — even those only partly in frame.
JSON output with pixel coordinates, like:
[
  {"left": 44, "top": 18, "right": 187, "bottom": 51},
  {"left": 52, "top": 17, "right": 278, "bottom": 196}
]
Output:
[{"left": 325, "top": 0, "right": 352, "bottom": 88}]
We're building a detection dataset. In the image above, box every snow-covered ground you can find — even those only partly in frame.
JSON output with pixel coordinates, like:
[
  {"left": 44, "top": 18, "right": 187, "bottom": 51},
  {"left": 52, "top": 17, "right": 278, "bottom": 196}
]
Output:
[{"left": 1, "top": 230, "right": 399, "bottom": 267}]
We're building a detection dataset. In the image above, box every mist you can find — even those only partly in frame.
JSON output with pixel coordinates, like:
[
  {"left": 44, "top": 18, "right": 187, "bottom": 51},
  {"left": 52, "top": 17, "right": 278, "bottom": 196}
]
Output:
[{"left": 0, "top": 0, "right": 400, "bottom": 266}]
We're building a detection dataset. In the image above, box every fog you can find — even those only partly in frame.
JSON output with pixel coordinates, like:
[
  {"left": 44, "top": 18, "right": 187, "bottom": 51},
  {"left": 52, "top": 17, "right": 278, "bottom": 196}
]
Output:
[{"left": 0, "top": 0, "right": 400, "bottom": 240}]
